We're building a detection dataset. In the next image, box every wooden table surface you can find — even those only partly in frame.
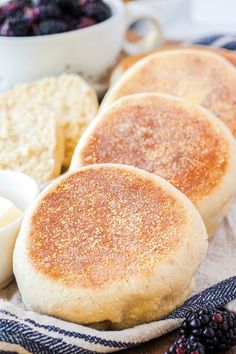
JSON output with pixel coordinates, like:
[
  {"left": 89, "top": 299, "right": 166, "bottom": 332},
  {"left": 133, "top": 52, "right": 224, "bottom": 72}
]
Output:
[{"left": 123, "top": 330, "right": 236, "bottom": 354}]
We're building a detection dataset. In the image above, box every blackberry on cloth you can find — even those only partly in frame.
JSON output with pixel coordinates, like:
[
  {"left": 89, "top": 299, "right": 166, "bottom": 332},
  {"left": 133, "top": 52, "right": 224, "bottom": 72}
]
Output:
[
  {"left": 165, "top": 336, "right": 206, "bottom": 354},
  {"left": 180, "top": 307, "right": 236, "bottom": 352},
  {"left": 166, "top": 307, "right": 236, "bottom": 353}
]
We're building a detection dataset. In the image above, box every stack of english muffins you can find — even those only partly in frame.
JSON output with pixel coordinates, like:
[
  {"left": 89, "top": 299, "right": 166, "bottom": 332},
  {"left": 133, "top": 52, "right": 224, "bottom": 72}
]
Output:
[{"left": 12, "top": 47, "right": 236, "bottom": 330}]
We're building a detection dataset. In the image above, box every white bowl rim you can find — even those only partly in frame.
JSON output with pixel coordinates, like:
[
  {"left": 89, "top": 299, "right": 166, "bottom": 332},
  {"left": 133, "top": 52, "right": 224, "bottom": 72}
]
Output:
[
  {"left": 0, "top": 169, "right": 39, "bottom": 234},
  {"left": 0, "top": 0, "right": 124, "bottom": 42}
]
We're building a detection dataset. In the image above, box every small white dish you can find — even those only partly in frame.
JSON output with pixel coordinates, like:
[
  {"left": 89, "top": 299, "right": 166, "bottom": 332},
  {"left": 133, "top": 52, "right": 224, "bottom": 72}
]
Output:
[
  {"left": 0, "top": 170, "right": 39, "bottom": 289},
  {"left": 0, "top": 0, "right": 163, "bottom": 91}
]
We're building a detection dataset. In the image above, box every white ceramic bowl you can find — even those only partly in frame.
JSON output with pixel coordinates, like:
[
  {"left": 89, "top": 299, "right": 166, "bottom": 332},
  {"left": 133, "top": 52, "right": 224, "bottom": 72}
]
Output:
[
  {"left": 0, "top": 0, "right": 163, "bottom": 91},
  {"left": 0, "top": 170, "right": 39, "bottom": 289}
]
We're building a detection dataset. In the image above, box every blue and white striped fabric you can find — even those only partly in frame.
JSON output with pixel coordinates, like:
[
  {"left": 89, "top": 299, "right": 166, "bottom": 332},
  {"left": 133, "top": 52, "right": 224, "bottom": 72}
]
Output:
[
  {"left": 0, "top": 35, "right": 236, "bottom": 354},
  {"left": 0, "top": 277, "right": 235, "bottom": 353},
  {"left": 188, "top": 33, "right": 236, "bottom": 50}
]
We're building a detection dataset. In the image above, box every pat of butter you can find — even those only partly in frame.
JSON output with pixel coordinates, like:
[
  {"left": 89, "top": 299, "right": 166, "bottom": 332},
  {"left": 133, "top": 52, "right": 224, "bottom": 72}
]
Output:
[{"left": 0, "top": 196, "right": 22, "bottom": 229}]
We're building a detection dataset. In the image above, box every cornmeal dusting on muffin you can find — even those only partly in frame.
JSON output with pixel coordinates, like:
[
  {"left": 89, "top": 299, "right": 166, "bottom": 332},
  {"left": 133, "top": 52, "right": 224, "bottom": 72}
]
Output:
[
  {"left": 29, "top": 167, "right": 188, "bottom": 287},
  {"left": 104, "top": 50, "right": 236, "bottom": 137},
  {"left": 79, "top": 96, "right": 228, "bottom": 201}
]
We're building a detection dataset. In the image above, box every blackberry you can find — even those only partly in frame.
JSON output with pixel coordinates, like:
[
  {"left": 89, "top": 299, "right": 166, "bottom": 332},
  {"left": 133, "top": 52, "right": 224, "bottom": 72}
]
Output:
[
  {"left": 56, "top": 0, "right": 82, "bottom": 17},
  {"left": 34, "top": 19, "right": 68, "bottom": 35},
  {"left": 0, "top": 8, "right": 6, "bottom": 24},
  {"left": 15, "top": 0, "right": 31, "bottom": 8},
  {"left": 165, "top": 336, "right": 205, "bottom": 354},
  {"left": 0, "top": 13, "right": 28, "bottom": 36},
  {"left": 37, "top": 5, "right": 62, "bottom": 20},
  {"left": 0, "top": 22, "right": 11, "bottom": 36},
  {"left": 180, "top": 307, "right": 236, "bottom": 352},
  {"left": 1, "top": 2, "right": 18, "bottom": 16},
  {"left": 62, "top": 15, "right": 77, "bottom": 30},
  {"left": 32, "top": 0, "right": 53, "bottom": 6},
  {"left": 82, "top": 0, "right": 111, "bottom": 22},
  {"left": 0, "top": 0, "right": 29, "bottom": 24},
  {"left": 76, "top": 16, "right": 96, "bottom": 29},
  {"left": 24, "top": 6, "right": 40, "bottom": 24}
]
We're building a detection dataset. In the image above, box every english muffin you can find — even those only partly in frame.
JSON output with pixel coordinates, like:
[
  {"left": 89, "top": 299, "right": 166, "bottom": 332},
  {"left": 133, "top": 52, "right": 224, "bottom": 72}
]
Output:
[
  {"left": 103, "top": 49, "right": 236, "bottom": 137},
  {"left": 110, "top": 46, "right": 236, "bottom": 85},
  {"left": 13, "top": 164, "right": 207, "bottom": 330},
  {"left": 71, "top": 94, "right": 236, "bottom": 237},
  {"left": 2, "top": 74, "right": 98, "bottom": 169},
  {"left": 0, "top": 103, "right": 64, "bottom": 183}
]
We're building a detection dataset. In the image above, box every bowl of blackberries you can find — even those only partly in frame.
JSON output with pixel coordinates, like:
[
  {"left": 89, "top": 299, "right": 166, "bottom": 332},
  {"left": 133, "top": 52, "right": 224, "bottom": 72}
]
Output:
[
  {"left": 0, "top": 0, "right": 122, "bottom": 88},
  {"left": 0, "top": 0, "right": 162, "bottom": 90},
  {"left": 0, "top": 0, "right": 112, "bottom": 37}
]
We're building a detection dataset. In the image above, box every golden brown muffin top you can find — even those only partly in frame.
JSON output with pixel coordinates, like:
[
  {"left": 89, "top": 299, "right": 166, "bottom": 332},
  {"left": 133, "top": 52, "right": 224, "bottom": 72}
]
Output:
[
  {"left": 79, "top": 95, "right": 228, "bottom": 201},
  {"left": 28, "top": 165, "right": 188, "bottom": 287},
  {"left": 106, "top": 49, "right": 236, "bottom": 137}
]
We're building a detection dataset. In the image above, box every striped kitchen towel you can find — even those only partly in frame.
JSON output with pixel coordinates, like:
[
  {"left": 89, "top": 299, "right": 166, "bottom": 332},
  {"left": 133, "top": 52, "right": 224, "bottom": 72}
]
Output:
[
  {"left": 0, "top": 277, "right": 235, "bottom": 354},
  {"left": 189, "top": 33, "right": 236, "bottom": 50},
  {"left": 0, "top": 35, "right": 236, "bottom": 354}
]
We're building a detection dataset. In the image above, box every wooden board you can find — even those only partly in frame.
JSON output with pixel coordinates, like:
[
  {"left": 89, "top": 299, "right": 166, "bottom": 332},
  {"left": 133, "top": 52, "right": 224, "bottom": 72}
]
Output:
[{"left": 124, "top": 330, "right": 236, "bottom": 353}]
